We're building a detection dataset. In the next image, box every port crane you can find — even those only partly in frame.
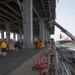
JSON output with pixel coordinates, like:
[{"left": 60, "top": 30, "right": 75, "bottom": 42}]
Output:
[{"left": 51, "top": 20, "right": 75, "bottom": 41}]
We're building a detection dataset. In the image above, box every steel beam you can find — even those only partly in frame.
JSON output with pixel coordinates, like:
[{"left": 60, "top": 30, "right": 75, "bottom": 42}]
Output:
[
  {"left": 0, "top": 17, "right": 6, "bottom": 21},
  {"left": 0, "top": 0, "right": 14, "bottom": 3},
  {"left": 33, "top": 19, "right": 39, "bottom": 25},
  {"left": 0, "top": 22, "right": 4, "bottom": 25},
  {"left": 0, "top": 7, "right": 19, "bottom": 20},
  {"left": 4, "top": 3, "right": 22, "bottom": 17},
  {"left": 0, "top": 13, "right": 13, "bottom": 21},
  {"left": 37, "top": 10, "right": 49, "bottom": 13},
  {"left": 34, "top": 17, "right": 49, "bottom": 20},
  {"left": 16, "top": 0, "right": 23, "bottom": 16},
  {"left": 48, "top": 0, "right": 52, "bottom": 20},
  {"left": 40, "top": 0, "right": 47, "bottom": 17},
  {"left": 33, "top": 7, "right": 39, "bottom": 18},
  {"left": 39, "top": 18, "right": 45, "bottom": 40},
  {"left": 16, "top": 0, "right": 39, "bottom": 20},
  {"left": 42, "top": 1, "right": 48, "bottom": 3}
]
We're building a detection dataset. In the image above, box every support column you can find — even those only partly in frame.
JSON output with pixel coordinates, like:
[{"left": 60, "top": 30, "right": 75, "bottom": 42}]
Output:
[
  {"left": 18, "top": 28, "right": 22, "bottom": 43},
  {"left": 47, "top": 30, "right": 50, "bottom": 41},
  {"left": 13, "top": 33, "right": 15, "bottom": 41},
  {"left": 1, "top": 31, "right": 4, "bottom": 40},
  {"left": 45, "top": 27, "right": 48, "bottom": 43},
  {"left": 44, "top": 25, "right": 46, "bottom": 42},
  {"left": 23, "top": 0, "right": 33, "bottom": 48},
  {"left": 5, "top": 23, "right": 10, "bottom": 44},
  {"left": 19, "top": 33, "right": 22, "bottom": 42},
  {"left": 39, "top": 18, "right": 45, "bottom": 40},
  {"left": 17, "top": 34, "right": 20, "bottom": 41}
]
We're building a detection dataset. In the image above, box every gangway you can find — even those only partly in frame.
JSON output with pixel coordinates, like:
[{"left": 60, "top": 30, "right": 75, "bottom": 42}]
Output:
[{"left": 52, "top": 21, "right": 75, "bottom": 41}]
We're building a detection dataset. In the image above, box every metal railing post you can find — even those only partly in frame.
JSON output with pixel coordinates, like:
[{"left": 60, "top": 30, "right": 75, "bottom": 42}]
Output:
[
  {"left": 55, "top": 50, "right": 59, "bottom": 75},
  {"left": 48, "top": 45, "right": 70, "bottom": 75},
  {"left": 48, "top": 52, "right": 50, "bottom": 69}
]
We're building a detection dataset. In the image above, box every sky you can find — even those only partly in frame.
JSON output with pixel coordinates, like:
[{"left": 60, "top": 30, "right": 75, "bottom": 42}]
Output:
[{"left": 51, "top": 0, "right": 75, "bottom": 41}]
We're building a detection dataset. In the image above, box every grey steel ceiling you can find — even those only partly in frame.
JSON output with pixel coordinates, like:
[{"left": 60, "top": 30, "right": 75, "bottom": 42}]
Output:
[{"left": 0, "top": 0, "right": 56, "bottom": 34}]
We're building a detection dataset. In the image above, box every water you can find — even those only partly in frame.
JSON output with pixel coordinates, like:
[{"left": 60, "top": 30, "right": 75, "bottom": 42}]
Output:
[{"left": 55, "top": 43, "right": 75, "bottom": 49}]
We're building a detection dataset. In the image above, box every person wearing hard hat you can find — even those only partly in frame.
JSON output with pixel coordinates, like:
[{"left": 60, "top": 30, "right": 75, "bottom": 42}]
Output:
[{"left": 1, "top": 40, "right": 7, "bottom": 57}]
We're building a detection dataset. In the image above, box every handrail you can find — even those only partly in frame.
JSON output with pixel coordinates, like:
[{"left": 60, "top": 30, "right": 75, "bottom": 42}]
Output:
[
  {"left": 55, "top": 50, "right": 70, "bottom": 75},
  {"left": 48, "top": 49, "right": 70, "bottom": 75}
]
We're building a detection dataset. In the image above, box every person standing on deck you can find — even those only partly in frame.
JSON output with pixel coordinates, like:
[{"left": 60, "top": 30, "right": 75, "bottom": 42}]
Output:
[
  {"left": 47, "top": 39, "right": 56, "bottom": 54},
  {"left": 1, "top": 40, "right": 7, "bottom": 57}
]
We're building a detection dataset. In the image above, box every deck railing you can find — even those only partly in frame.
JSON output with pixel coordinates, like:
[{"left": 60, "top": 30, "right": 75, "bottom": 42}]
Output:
[{"left": 48, "top": 49, "right": 70, "bottom": 75}]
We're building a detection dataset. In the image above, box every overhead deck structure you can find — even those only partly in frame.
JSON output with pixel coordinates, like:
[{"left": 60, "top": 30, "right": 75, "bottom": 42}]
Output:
[{"left": 0, "top": 0, "right": 56, "bottom": 48}]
